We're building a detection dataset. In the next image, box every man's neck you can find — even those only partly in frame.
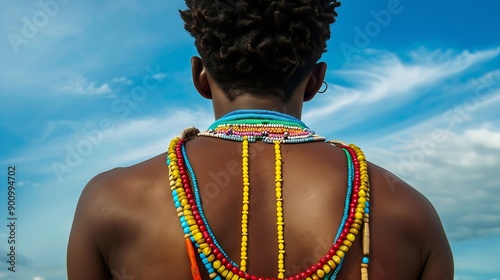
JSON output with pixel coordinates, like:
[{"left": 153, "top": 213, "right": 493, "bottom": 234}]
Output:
[{"left": 211, "top": 91, "right": 304, "bottom": 120}]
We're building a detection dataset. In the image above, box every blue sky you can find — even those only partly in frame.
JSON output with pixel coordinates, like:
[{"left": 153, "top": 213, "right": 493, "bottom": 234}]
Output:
[{"left": 0, "top": 0, "right": 499, "bottom": 279}]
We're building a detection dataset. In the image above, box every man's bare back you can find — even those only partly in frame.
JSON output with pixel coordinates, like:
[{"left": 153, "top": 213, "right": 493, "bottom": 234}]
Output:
[{"left": 67, "top": 137, "right": 453, "bottom": 279}]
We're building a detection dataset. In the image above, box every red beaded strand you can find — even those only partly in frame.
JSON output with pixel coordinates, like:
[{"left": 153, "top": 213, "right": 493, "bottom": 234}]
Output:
[{"left": 168, "top": 129, "right": 370, "bottom": 280}]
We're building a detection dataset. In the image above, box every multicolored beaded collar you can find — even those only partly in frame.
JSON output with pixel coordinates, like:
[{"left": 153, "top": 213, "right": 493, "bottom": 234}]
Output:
[
  {"left": 198, "top": 110, "right": 325, "bottom": 143},
  {"left": 166, "top": 110, "right": 371, "bottom": 280}
]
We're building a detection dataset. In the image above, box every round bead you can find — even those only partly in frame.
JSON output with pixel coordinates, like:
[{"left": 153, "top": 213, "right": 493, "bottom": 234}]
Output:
[
  {"left": 336, "top": 250, "right": 345, "bottom": 258},
  {"left": 332, "top": 255, "right": 341, "bottom": 264},
  {"left": 323, "top": 264, "right": 331, "bottom": 274}
]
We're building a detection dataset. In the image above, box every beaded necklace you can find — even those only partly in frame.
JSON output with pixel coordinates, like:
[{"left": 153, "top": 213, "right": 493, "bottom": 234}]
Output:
[
  {"left": 166, "top": 110, "right": 371, "bottom": 280},
  {"left": 198, "top": 110, "right": 325, "bottom": 144}
]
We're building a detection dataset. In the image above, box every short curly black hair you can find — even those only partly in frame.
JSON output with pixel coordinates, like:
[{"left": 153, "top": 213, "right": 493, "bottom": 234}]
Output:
[{"left": 181, "top": 0, "right": 341, "bottom": 101}]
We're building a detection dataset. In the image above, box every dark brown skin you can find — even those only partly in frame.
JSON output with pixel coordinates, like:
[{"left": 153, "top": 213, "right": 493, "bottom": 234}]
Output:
[{"left": 67, "top": 58, "right": 454, "bottom": 280}]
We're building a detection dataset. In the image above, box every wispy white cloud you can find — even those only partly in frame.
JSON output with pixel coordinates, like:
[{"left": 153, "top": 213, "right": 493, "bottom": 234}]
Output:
[
  {"left": 58, "top": 74, "right": 112, "bottom": 95},
  {"left": 303, "top": 47, "right": 500, "bottom": 243},
  {"left": 464, "top": 128, "right": 500, "bottom": 149},
  {"left": 16, "top": 180, "right": 40, "bottom": 188},
  {"left": 0, "top": 1, "right": 188, "bottom": 97},
  {"left": 93, "top": 109, "right": 213, "bottom": 167},
  {"left": 304, "top": 47, "right": 500, "bottom": 128},
  {"left": 0, "top": 107, "right": 214, "bottom": 280},
  {"left": 1, "top": 107, "right": 214, "bottom": 183},
  {"left": 112, "top": 76, "right": 133, "bottom": 85},
  {"left": 153, "top": 73, "right": 167, "bottom": 80},
  {"left": 367, "top": 126, "right": 500, "bottom": 241},
  {"left": 371, "top": 68, "right": 500, "bottom": 145}
]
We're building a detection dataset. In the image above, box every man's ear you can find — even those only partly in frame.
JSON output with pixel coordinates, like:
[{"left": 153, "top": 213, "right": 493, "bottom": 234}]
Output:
[
  {"left": 303, "top": 62, "right": 327, "bottom": 102},
  {"left": 191, "top": 56, "right": 212, "bottom": 99}
]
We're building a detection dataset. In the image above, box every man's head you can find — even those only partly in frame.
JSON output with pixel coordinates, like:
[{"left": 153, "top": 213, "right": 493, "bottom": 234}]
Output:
[{"left": 181, "top": 0, "right": 341, "bottom": 101}]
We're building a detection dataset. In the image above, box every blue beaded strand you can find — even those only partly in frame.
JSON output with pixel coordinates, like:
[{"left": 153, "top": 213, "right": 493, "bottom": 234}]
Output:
[
  {"left": 209, "top": 109, "right": 309, "bottom": 130},
  {"left": 203, "top": 109, "right": 327, "bottom": 144},
  {"left": 167, "top": 151, "right": 219, "bottom": 277},
  {"left": 327, "top": 148, "right": 354, "bottom": 280},
  {"left": 181, "top": 144, "right": 238, "bottom": 270}
]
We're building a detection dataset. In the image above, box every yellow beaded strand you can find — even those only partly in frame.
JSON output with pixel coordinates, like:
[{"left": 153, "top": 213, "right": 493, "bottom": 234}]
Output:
[
  {"left": 274, "top": 141, "right": 285, "bottom": 279},
  {"left": 351, "top": 144, "right": 370, "bottom": 280},
  {"left": 240, "top": 136, "right": 250, "bottom": 272},
  {"left": 168, "top": 137, "right": 190, "bottom": 239}
]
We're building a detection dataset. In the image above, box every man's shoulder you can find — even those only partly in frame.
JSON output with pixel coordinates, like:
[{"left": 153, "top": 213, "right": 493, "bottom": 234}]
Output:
[
  {"left": 368, "top": 162, "right": 442, "bottom": 230},
  {"left": 367, "top": 163, "right": 454, "bottom": 277},
  {"left": 74, "top": 153, "right": 169, "bottom": 236}
]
